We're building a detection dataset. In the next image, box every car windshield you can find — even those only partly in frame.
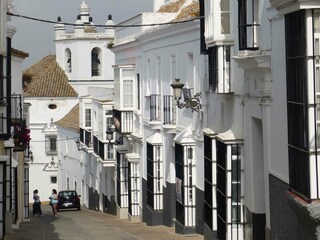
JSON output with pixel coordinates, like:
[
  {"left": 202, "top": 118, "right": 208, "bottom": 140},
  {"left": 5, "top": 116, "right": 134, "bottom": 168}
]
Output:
[{"left": 59, "top": 191, "right": 76, "bottom": 197}]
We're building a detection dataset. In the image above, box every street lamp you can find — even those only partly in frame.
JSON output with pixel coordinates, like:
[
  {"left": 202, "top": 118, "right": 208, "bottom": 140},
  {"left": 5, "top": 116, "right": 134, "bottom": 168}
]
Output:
[
  {"left": 170, "top": 78, "right": 202, "bottom": 112},
  {"left": 106, "top": 124, "right": 116, "bottom": 143},
  {"left": 106, "top": 124, "right": 123, "bottom": 145}
]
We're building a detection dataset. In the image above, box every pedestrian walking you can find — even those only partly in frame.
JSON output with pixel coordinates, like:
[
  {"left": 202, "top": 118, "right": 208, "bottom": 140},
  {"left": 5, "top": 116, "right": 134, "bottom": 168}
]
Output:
[
  {"left": 49, "top": 189, "right": 58, "bottom": 217},
  {"left": 33, "top": 189, "right": 43, "bottom": 216}
]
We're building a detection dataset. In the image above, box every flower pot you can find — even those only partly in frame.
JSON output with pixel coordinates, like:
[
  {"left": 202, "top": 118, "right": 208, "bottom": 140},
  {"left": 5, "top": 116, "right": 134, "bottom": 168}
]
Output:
[{"left": 14, "top": 138, "right": 22, "bottom": 147}]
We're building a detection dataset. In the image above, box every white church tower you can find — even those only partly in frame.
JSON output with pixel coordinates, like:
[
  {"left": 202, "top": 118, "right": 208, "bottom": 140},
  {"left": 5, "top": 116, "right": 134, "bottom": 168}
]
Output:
[{"left": 54, "top": 1, "right": 115, "bottom": 96}]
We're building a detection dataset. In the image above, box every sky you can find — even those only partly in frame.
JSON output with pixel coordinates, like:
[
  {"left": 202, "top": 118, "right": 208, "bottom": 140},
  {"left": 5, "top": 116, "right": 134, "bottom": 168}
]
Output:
[{"left": 9, "top": 0, "right": 153, "bottom": 69}]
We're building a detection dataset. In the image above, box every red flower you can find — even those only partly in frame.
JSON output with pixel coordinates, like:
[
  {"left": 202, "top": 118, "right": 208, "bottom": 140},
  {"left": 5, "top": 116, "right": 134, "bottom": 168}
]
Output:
[{"left": 13, "top": 125, "right": 31, "bottom": 145}]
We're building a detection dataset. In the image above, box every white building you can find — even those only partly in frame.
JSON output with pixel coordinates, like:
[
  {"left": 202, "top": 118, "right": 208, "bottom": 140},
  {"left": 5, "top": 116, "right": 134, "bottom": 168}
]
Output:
[
  {"left": 200, "top": 0, "right": 320, "bottom": 239},
  {"left": 53, "top": 1, "right": 117, "bottom": 212},
  {"left": 111, "top": 0, "right": 207, "bottom": 234},
  {"left": 25, "top": 0, "right": 116, "bottom": 205},
  {"left": 23, "top": 55, "right": 79, "bottom": 203},
  {"left": 55, "top": 104, "right": 84, "bottom": 203},
  {"left": 0, "top": 1, "right": 31, "bottom": 238}
]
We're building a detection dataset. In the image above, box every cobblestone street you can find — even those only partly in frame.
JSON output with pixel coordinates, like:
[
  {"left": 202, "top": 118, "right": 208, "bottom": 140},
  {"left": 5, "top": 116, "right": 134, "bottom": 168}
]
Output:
[{"left": 6, "top": 204, "right": 203, "bottom": 240}]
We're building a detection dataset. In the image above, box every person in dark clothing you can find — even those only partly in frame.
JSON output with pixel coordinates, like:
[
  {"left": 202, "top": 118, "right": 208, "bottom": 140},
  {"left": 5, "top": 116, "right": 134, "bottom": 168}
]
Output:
[{"left": 33, "top": 189, "right": 43, "bottom": 216}]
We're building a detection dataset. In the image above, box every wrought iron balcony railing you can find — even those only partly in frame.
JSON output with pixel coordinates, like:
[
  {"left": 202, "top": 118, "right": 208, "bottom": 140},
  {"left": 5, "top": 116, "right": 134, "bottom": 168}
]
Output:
[{"left": 163, "top": 95, "right": 175, "bottom": 125}]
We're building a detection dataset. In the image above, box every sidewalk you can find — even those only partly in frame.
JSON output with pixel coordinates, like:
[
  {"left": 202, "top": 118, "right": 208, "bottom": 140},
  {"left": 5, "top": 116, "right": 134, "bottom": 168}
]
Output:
[{"left": 5, "top": 204, "right": 203, "bottom": 240}]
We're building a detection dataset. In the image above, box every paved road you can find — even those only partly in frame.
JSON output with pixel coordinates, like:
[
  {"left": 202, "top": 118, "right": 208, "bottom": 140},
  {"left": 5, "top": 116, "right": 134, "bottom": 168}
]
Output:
[{"left": 6, "top": 204, "right": 203, "bottom": 240}]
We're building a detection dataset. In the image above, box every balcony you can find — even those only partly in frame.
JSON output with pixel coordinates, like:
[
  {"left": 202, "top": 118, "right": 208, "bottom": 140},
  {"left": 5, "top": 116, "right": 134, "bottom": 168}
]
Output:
[
  {"left": 163, "top": 95, "right": 176, "bottom": 125},
  {"left": 0, "top": 94, "right": 23, "bottom": 139},
  {"left": 145, "top": 95, "right": 176, "bottom": 130},
  {"left": 79, "top": 128, "right": 93, "bottom": 151},
  {"left": 93, "top": 135, "right": 114, "bottom": 167},
  {"left": 145, "top": 94, "right": 161, "bottom": 129},
  {"left": 113, "top": 109, "right": 133, "bottom": 134}
]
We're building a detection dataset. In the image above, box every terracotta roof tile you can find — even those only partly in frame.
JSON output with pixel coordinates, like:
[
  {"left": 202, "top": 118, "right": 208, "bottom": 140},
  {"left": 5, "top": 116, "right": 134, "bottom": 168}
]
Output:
[
  {"left": 173, "top": 1, "right": 199, "bottom": 21},
  {"left": 23, "top": 55, "right": 78, "bottom": 98},
  {"left": 55, "top": 103, "right": 79, "bottom": 132},
  {"left": 157, "top": 0, "right": 186, "bottom": 13}
]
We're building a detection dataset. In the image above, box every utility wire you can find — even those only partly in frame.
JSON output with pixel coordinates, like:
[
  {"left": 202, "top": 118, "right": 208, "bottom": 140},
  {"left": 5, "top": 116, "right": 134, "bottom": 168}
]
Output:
[
  {"left": 7, "top": 12, "right": 201, "bottom": 28},
  {"left": 30, "top": 136, "right": 79, "bottom": 143}
]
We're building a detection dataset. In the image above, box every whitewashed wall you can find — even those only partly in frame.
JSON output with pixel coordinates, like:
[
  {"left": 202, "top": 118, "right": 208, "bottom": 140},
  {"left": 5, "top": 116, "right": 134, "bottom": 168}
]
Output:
[{"left": 26, "top": 98, "right": 78, "bottom": 202}]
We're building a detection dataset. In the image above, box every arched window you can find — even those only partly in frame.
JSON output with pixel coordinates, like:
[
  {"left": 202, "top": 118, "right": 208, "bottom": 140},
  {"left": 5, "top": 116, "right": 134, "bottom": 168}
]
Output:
[
  {"left": 91, "top": 47, "right": 101, "bottom": 76},
  {"left": 65, "top": 48, "right": 72, "bottom": 73}
]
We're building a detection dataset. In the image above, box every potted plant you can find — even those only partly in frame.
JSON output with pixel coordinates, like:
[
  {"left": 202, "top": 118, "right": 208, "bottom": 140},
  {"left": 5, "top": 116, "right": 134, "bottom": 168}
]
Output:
[{"left": 13, "top": 125, "right": 31, "bottom": 148}]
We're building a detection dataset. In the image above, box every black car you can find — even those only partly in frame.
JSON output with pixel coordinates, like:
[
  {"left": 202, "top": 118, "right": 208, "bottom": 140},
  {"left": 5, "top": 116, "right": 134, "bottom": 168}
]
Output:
[{"left": 57, "top": 190, "right": 81, "bottom": 211}]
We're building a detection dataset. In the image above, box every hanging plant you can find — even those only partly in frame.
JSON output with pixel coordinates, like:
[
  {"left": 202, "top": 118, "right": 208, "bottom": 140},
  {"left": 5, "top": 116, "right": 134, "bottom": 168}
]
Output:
[{"left": 13, "top": 125, "right": 31, "bottom": 147}]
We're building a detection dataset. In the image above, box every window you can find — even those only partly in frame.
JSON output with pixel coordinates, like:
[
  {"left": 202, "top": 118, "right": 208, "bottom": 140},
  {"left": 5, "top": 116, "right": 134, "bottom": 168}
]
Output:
[
  {"left": 175, "top": 143, "right": 196, "bottom": 227},
  {"left": 122, "top": 69, "right": 134, "bottom": 108},
  {"left": 50, "top": 176, "right": 57, "bottom": 184},
  {"left": 231, "top": 145, "right": 241, "bottom": 223},
  {"left": 123, "top": 79, "right": 134, "bottom": 108},
  {"left": 48, "top": 104, "right": 57, "bottom": 110},
  {"left": 137, "top": 74, "right": 140, "bottom": 110},
  {"left": 204, "top": 135, "right": 215, "bottom": 230},
  {"left": 116, "top": 152, "right": 129, "bottom": 208},
  {"left": 216, "top": 140, "right": 243, "bottom": 239},
  {"left": 46, "top": 135, "right": 57, "bottom": 155},
  {"left": 128, "top": 161, "right": 140, "bottom": 216},
  {"left": 204, "top": 0, "right": 230, "bottom": 42},
  {"left": 91, "top": 47, "right": 101, "bottom": 76},
  {"left": 113, "top": 109, "right": 133, "bottom": 134},
  {"left": 286, "top": 10, "right": 310, "bottom": 198},
  {"left": 163, "top": 95, "right": 175, "bottom": 125},
  {"left": 65, "top": 48, "right": 72, "bottom": 73},
  {"left": 314, "top": 10, "right": 320, "bottom": 150},
  {"left": 107, "top": 144, "right": 114, "bottom": 159},
  {"left": 221, "top": 0, "right": 230, "bottom": 34},
  {"left": 208, "top": 45, "right": 231, "bottom": 93},
  {"left": 85, "top": 108, "right": 92, "bottom": 128},
  {"left": 199, "top": 0, "right": 206, "bottom": 54},
  {"left": 238, "top": 0, "right": 259, "bottom": 50},
  {"left": 147, "top": 144, "right": 163, "bottom": 210},
  {"left": 106, "top": 110, "right": 113, "bottom": 130}
]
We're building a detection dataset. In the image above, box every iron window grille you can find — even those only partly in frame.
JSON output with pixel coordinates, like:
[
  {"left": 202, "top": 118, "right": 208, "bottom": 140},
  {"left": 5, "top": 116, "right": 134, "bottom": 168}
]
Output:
[
  {"left": 150, "top": 94, "right": 161, "bottom": 122},
  {"left": 285, "top": 10, "right": 310, "bottom": 199},
  {"left": 163, "top": 95, "right": 175, "bottom": 125},
  {"left": 146, "top": 143, "right": 163, "bottom": 210},
  {"left": 175, "top": 143, "right": 196, "bottom": 227},
  {"left": 128, "top": 161, "right": 140, "bottom": 216},
  {"left": 204, "top": 135, "right": 215, "bottom": 230},
  {"left": 116, "top": 152, "right": 128, "bottom": 208},
  {"left": 216, "top": 140, "right": 243, "bottom": 239}
]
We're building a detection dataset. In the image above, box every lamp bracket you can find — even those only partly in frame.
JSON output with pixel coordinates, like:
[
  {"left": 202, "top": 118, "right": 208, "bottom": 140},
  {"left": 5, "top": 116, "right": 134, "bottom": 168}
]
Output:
[{"left": 176, "top": 92, "right": 202, "bottom": 112}]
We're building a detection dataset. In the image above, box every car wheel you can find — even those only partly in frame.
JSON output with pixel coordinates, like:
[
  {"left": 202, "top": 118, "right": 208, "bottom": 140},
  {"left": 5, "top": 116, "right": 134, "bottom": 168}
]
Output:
[{"left": 77, "top": 207, "right": 81, "bottom": 211}]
